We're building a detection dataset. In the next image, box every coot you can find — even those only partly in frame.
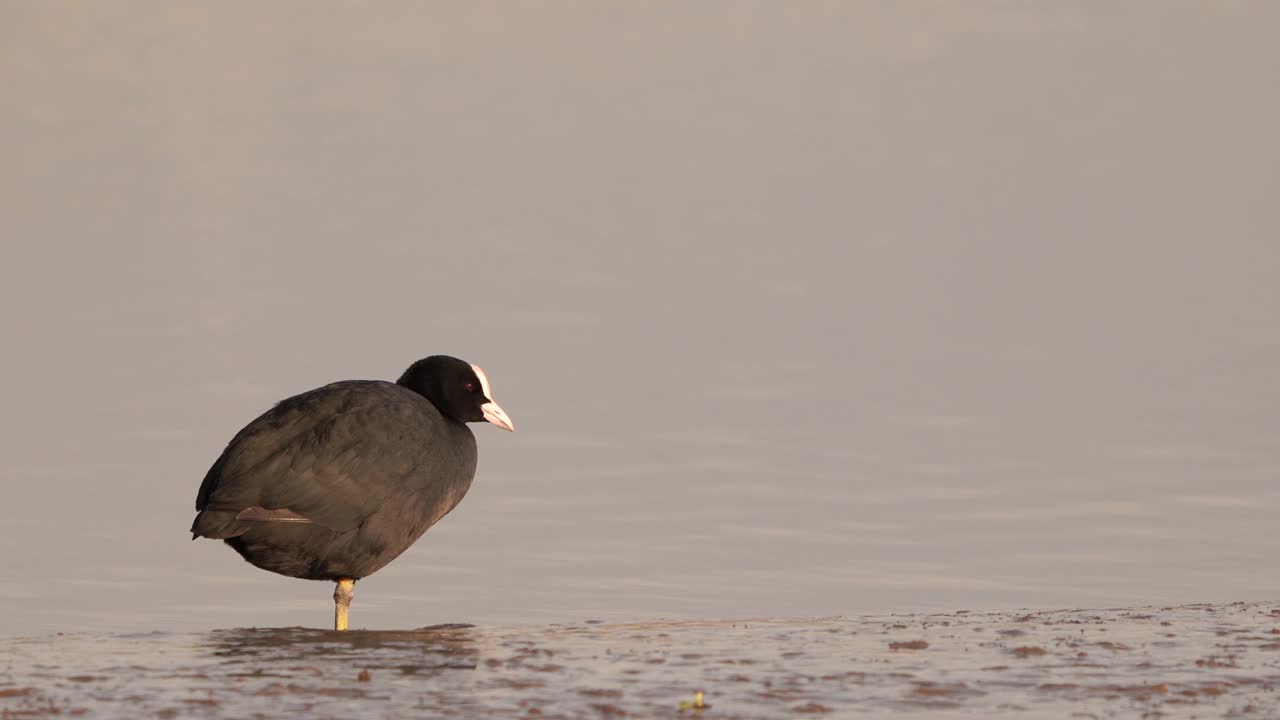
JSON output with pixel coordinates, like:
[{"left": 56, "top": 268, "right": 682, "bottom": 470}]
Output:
[{"left": 191, "top": 355, "right": 514, "bottom": 630}]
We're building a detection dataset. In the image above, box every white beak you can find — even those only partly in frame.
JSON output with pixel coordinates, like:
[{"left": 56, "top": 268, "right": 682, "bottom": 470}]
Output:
[{"left": 481, "top": 401, "right": 515, "bottom": 432}]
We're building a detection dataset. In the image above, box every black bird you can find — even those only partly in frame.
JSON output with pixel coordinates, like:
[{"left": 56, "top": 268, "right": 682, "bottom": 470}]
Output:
[{"left": 191, "top": 355, "right": 514, "bottom": 630}]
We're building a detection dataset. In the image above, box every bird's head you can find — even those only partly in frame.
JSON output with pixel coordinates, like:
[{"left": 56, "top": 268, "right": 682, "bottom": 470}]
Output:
[{"left": 397, "top": 355, "right": 515, "bottom": 432}]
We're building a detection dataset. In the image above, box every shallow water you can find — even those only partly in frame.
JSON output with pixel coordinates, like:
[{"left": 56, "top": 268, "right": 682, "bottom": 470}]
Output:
[
  {"left": 1, "top": 3, "right": 1279, "bottom": 635},
  {"left": 5, "top": 603, "right": 1280, "bottom": 719}
]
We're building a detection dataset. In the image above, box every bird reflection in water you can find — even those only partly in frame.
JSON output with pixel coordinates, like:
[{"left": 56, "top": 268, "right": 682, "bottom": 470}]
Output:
[{"left": 205, "top": 623, "right": 480, "bottom": 673}]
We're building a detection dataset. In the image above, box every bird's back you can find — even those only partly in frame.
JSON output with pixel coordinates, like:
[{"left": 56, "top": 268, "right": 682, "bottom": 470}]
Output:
[{"left": 192, "top": 380, "right": 478, "bottom": 580}]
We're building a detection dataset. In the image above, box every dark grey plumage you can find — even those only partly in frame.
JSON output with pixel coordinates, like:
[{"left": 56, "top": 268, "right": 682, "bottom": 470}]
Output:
[{"left": 191, "top": 356, "right": 513, "bottom": 591}]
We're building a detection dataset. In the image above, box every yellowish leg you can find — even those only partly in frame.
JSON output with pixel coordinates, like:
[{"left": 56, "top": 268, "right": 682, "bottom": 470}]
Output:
[{"left": 334, "top": 578, "right": 355, "bottom": 631}]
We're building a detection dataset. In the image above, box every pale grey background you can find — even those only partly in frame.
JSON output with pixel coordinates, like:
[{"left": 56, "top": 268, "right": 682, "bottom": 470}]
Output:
[{"left": 1, "top": 2, "right": 1277, "bottom": 634}]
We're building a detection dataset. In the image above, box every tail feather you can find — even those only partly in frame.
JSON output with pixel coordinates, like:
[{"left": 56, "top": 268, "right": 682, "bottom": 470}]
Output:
[{"left": 190, "top": 509, "right": 248, "bottom": 540}]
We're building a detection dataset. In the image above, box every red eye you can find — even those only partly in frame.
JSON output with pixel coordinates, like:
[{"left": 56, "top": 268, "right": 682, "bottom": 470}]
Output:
[{"left": 465, "top": 382, "right": 476, "bottom": 392}]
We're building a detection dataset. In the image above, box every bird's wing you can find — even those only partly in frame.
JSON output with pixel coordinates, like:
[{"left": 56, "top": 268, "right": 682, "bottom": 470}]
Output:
[{"left": 195, "top": 381, "right": 445, "bottom": 535}]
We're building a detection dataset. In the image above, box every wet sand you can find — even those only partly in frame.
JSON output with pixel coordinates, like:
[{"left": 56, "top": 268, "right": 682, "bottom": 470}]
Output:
[{"left": 4, "top": 603, "right": 1279, "bottom": 718}]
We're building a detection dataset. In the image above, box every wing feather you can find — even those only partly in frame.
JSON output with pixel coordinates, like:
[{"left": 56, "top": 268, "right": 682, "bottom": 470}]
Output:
[{"left": 193, "top": 381, "right": 446, "bottom": 536}]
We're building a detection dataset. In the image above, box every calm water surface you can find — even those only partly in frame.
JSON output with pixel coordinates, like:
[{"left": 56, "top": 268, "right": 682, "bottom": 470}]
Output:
[{"left": 1, "top": 3, "right": 1278, "bottom": 635}]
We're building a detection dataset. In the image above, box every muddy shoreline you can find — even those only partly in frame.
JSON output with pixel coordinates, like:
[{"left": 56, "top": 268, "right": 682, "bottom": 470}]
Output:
[{"left": 4, "top": 602, "right": 1279, "bottom": 718}]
